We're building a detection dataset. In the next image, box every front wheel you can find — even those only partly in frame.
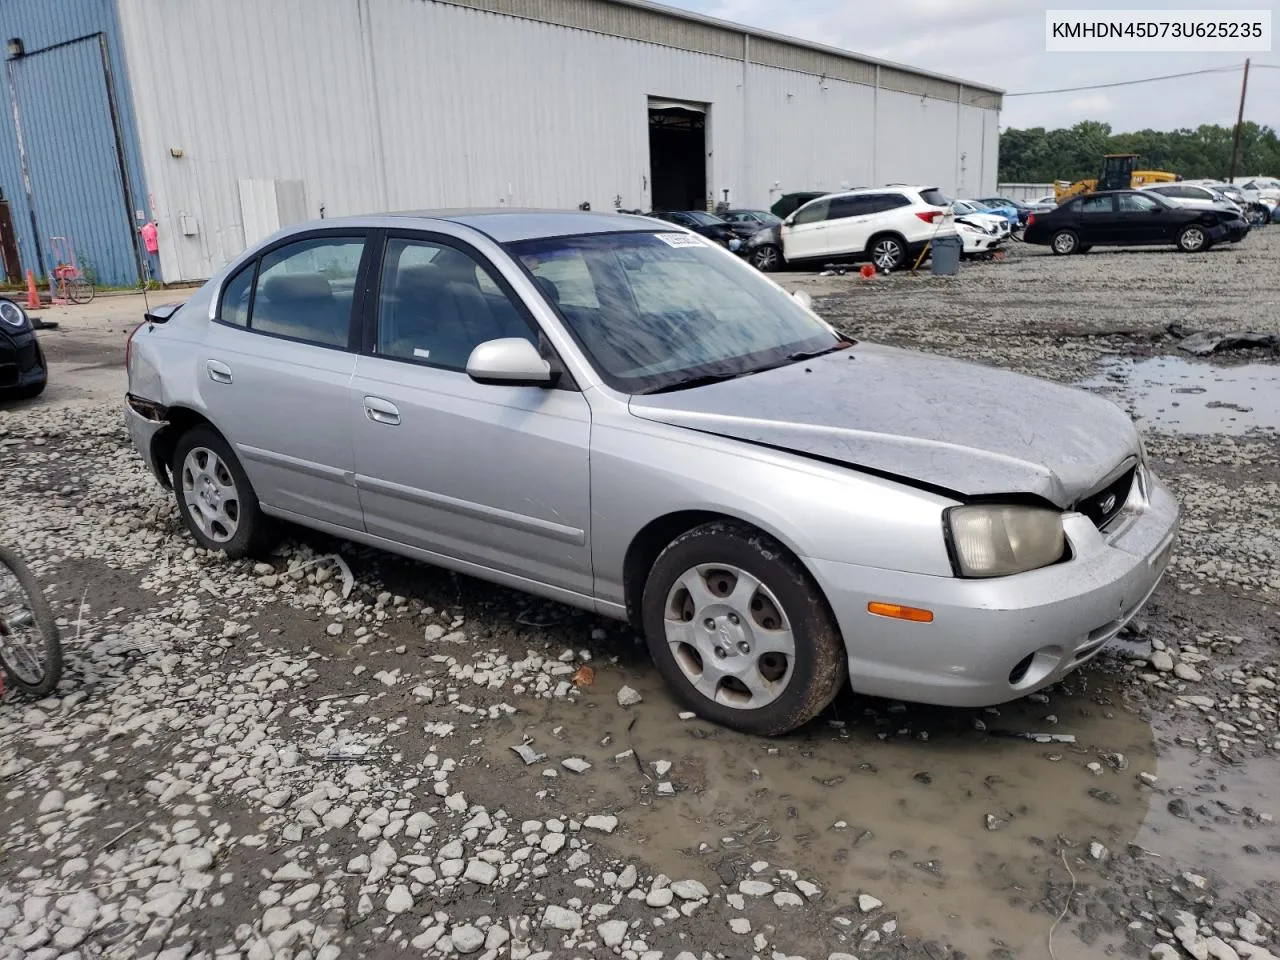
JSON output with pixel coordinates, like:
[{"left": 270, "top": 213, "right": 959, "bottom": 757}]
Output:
[
  {"left": 0, "top": 545, "right": 62, "bottom": 697},
  {"left": 1051, "top": 230, "right": 1079, "bottom": 255},
  {"left": 1177, "top": 224, "right": 1208, "bottom": 252},
  {"left": 641, "top": 521, "right": 847, "bottom": 736},
  {"left": 749, "top": 244, "right": 782, "bottom": 272},
  {"left": 172, "top": 426, "right": 275, "bottom": 558}
]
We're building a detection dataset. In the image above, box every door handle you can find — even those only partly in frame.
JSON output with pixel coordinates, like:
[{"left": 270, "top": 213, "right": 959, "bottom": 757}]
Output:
[
  {"left": 206, "top": 360, "right": 233, "bottom": 384},
  {"left": 364, "top": 396, "right": 401, "bottom": 426}
]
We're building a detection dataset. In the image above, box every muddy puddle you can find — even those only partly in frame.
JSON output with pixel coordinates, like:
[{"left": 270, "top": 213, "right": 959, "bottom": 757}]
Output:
[
  {"left": 476, "top": 659, "right": 1278, "bottom": 958},
  {"left": 1078, "top": 355, "right": 1280, "bottom": 434}
]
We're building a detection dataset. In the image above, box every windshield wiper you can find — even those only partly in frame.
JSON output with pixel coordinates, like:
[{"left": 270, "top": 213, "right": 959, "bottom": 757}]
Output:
[{"left": 637, "top": 371, "right": 744, "bottom": 394}]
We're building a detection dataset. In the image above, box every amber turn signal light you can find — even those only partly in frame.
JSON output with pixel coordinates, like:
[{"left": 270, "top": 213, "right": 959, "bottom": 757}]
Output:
[{"left": 867, "top": 601, "right": 934, "bottom": 623}]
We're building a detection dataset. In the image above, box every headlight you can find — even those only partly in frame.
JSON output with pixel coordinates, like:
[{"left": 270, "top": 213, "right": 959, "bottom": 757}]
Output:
[
  {"left": 946, "top": 505, "right": 1065, "bottom": 578},
  {"left": 0, "top": 298, "right": 30, "bottom": 331}
]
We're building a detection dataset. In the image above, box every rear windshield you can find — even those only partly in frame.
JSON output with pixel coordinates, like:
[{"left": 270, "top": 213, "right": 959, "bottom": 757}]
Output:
[{"left": 920, "top": 188, "right": 953, "bottom": 206}]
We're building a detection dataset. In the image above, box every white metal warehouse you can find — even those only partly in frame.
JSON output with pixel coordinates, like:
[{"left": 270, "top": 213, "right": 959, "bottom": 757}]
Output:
[{"left": 1, "top": 0, "right": 1003, "bottom": 285}]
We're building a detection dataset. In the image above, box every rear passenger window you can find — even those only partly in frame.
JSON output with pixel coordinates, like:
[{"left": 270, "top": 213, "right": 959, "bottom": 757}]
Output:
[
  {"left": 1077, "top": 196, "right": 1113, "bottom": 214},
  {"left": 790, "top": 199, "right": 829, "bottom": 225},
  {"left": 219, "top": 262, "right": 254, "bottom": 327},
  {"left": 826, "top": 196, "right": 871, "bottom": 220},
  {"left": 251, "top": 237, "right": 365, "bottom": 347},
  {"left": 376, "top": 238, "right": 535, "bottom": 371}
]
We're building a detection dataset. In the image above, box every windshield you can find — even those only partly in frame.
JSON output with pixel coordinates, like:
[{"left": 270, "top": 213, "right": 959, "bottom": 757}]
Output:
[
  {"left": 508, "top": 231, "right": 841, "bottom": 394},
  {"left": 684, "top": 211, "right": 724, "bottom": 226}
]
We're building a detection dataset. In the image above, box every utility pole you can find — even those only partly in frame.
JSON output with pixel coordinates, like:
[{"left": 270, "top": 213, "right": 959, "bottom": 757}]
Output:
[{"left": 1227, "top": 58, "right": 1250, "bottom": 183}]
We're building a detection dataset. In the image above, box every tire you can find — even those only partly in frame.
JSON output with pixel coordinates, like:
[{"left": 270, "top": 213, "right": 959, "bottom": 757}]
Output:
[
  {"left": 0, "top": 545, "right": 62, "bottom": 698},
  {"left": 67, "top": 277, "right": 94, "bottom": 304},
  {"left": 749, "top": 244, "right": 782, "bottom": 272},
  {"left": 867, "top": 234, "right": 906, "bottom": 272},
  {"left": 171, "top": 425, "right": 274, "bottom": 559},
  {"left": 1050, "top": 230, "right": 1079, "bottom": 255},
  {"left": 1177, "top": 224, "right": 1207, "bottom": 253},
  {"left": 641, "top": 521, "right": 847, "bottom": 736}
]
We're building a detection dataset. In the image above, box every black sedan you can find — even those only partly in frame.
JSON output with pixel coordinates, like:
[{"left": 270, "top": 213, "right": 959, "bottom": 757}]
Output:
[
  {"left": 0, "top": 298, "right": 47, "bottom": 401},
  {"left": 1023, "top": 190, "right": 1247, "bottom": 255},
  {"left": 645, "top": 210, "right": 743, "bottom": 251}
]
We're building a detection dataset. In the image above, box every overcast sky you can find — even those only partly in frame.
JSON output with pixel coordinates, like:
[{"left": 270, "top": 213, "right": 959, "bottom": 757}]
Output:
[{"left": 664, "top": 0, "right": 1279, "bottom": 133}]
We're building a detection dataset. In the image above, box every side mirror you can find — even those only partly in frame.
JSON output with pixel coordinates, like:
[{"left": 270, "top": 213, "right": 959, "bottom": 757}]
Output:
[{"left": 466, "top": 338, "right": 554, "bottom": 387}]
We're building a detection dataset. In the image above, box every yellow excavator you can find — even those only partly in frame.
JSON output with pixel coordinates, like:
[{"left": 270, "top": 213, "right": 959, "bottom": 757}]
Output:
[{"left": 1054, "top": 154, "right": 1181, "bottom": 203}]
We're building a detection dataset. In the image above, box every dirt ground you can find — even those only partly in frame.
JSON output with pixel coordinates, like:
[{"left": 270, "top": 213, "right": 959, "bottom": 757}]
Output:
[{"left": 1, "top": 232, "right": 1278, "bottom": 960}]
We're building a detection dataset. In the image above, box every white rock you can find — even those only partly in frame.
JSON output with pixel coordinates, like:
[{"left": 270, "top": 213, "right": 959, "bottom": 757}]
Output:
[
  {"left": 617, "top": 686, "right": 643, "bottom": 707},
  {"left": 543, "top": 905, "right": 582, "bottom": 930},
  {"left": 774, "top": 891, "right": 803, "bottom": 907},
  {"left": 598, "top": 920, "right": 629, "bottom": 948},
  {"left": 646, "top": 887, "right": 674, "bottom": 908},
  {"left": 1151, "top": 651, "right": 1174, "bottom": 672},
  {"left": 796, "top": 880, "right": 821, "bottom": 899},
  {"left": 616, "top": 864, "right": 638, "bottom": 890},
  {"left": 670, "top": 879, "right": 709, "bottom": 901},
  {"left": 38, "top": 790, "right": 65, "bottom": 814},
  {"left": 464, "top": 860, "right": 498, "bottom": 885},
  {"left": 652, "top": 760, "right": 672, "bottom": 777},
  {"left": 739, "top": 880, "right": 773, "bottom": 896},
  {"left": 541, "top": 833, "right": 566, "bottom": 855},
  {"left": 859, "top": 894, "right": 883, "bottom": 912},
  {"left": 1175, "top": 663, "right": 1203, "bottom": 682},
  {"left": 451, "top": 925, "right": 484, "bottom": 954},
  {"left": 584, "top": 815, "right": 618, "bottom": 833},
  {"left": 561, "top": 757, "right": 592, "bottom": 774},
  {"left": 729, "top": 918, "right": 751, "bottom": 934},
  {"left": 385, "top": 885, "right": 413, "bottom": 914}
]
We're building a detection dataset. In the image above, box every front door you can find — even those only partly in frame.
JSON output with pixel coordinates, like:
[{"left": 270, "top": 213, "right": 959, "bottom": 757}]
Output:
[
  {"left": 1115, "top": 192, "right": 1172, "bottom": 244},
  {"left": 781, "top": 198, "right": 831, "bottom": 262},
  {"left": 198, "top": 232, "right": 369, "bottom": 531},
  {"left": 350, "top": 233, "right": 593, "bottom": 597}
]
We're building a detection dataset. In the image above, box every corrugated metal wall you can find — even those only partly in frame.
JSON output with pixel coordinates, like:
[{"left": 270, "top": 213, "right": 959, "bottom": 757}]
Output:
[
  {"left": 0, "top": 0, "right": 147, "bottom": 286},
  {"left": 116, "top": 0, "right": 1000, "bottom": 282}
]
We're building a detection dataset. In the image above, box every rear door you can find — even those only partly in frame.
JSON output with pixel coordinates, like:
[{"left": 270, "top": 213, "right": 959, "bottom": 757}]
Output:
[
  {"left": 198, "top": 231, "right": 370, "bottom": 531},
  {"left": 780, "top": 198, "right": 830, "bottom": 261},
  {"left": 1074, "top": 194, "right": 1117, "bottom": 244},
  {"left": 348, "top": 231, "right": 593, "bottom": 596}
]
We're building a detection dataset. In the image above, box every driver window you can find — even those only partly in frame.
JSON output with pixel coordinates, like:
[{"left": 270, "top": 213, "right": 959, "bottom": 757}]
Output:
[
  {"left": 376, "top": 239, "right": 535, "bottom": 370},
  {"left": 790, "top": 199, "right": 829, "bottom": 225}
]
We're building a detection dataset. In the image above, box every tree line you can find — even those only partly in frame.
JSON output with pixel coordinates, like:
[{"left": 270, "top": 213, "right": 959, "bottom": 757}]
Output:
[{"left": 999, "top": 120, "right": 1280, "bottom": 183}]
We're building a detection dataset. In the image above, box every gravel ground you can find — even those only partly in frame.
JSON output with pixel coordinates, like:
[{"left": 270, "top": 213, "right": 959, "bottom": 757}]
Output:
[{"left": 1, "top": 232, "right": 1278, "bottom": 960}]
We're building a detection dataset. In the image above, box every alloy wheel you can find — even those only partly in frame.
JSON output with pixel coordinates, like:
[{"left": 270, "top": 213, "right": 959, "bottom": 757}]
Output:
[{"left": 181, "top": 447, "right": 241, "bottom": 543}]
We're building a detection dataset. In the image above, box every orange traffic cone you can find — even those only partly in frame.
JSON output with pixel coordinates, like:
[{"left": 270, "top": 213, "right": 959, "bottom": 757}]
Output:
[{"left": 25, "top": 270, "right": 40, "bottom": 309}]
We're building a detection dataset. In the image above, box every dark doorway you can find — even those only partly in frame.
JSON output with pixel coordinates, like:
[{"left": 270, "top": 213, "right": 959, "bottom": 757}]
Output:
[
  {"left": 0, "top": 200, "right": 22, "bottom": 284},
  {"left": 648, "top": 100, "right": 707, "bottom": 212}
]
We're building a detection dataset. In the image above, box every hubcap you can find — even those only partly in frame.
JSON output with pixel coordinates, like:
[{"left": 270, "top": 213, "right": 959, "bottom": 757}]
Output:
[
  {"left": 663, "top": 564, "right": 795, "bottom": 710},
  {"left": 181, "top": 447, "right": 240, "bottom": 543},
  {"left": 0, "top": 562, "right": 46, "bottom": 686},
  {"left": 1183, "top": 228, "right": 1204, "bottom": 250},
  {"left": 873, "top": 241, "right": 901, "bottom": 270},
  {"left": 753, "top": 246, "right": 779, "bottom": 270},
  {"left": 1053, "top": 233, "right": 1075, "bottom": 253}
]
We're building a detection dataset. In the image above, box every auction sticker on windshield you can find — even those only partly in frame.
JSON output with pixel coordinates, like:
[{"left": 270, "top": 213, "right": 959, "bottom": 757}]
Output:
[{"left": 655, "top": 232, "right": 708, "bottom": 248}]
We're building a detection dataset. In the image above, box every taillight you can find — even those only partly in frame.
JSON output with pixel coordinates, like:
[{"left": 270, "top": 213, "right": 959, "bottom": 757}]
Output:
[
  {"left": 125, "top": 320, "right": 146, "bottom": 369},
  {"left": 914, "top": 210, "right": 943, "bottom": 224},
  {"left": 1027, "top": 213, "right": 1037, "bottom": 226}
]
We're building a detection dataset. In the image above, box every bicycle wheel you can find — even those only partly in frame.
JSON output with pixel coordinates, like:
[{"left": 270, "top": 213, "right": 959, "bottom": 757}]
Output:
[
  {"left": 0, "top": 545, "right": 62, "bottom": 697},
  {"left": 67, "top": 277, "right": 95, "bottom": 304}
]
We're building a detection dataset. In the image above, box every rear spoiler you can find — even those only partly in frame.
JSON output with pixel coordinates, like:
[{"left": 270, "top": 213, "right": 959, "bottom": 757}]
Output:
[{"left": 144, "top": 302, "right": 184, "bottom": 325}]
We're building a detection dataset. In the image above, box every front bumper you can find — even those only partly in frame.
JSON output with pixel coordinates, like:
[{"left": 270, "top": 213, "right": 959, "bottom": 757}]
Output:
[
  {"left": 808, "top": 465, "right": 1180, "bottom": 707},
  {"left": 124, "top": 398, "right": 171, "bottom": 486},
  {"left": 0, "top": 328, "right": 47, "bottom": 396}
]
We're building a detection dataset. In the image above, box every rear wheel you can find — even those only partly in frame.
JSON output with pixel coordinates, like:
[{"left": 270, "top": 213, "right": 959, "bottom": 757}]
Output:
[
  {"left": 172, "top": 426, "right": 274, "bottom": 558},
  {"left": 749, "top": 244, "right": 782, "bottom": 272},
  {"left": 1177, "top": 224, "right": 1207, "bottom": 252},
  {"left": 1050, "top": 230, "right": 1079, "bottom": 255},
  {"left": 641, "top": 521, "right": 847, "bottom": 736},
  {"left": 867, "top": 234, "right": 906, "bottom": 272},
  {"left": 0, "top": 545, "right": 61, "bottom": 698}
]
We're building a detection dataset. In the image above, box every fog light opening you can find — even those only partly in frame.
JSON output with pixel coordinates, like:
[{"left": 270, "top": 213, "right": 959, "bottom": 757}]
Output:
[{"left": 1008, "top": 653, "right": 1035, "bottom": 686}]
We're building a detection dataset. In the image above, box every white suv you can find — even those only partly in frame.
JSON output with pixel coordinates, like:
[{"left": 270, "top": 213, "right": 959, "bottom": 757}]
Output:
[{"left": 780, "top": 186, "right": 957, "bottom": 271}]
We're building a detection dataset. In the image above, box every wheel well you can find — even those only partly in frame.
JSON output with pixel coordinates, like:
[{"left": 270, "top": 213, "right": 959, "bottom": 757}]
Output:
[
  {"left": 151, "top": 406, "right": 217, "bottom": 488},
  {"left": 622, "top": 510, "right": 808, "bottom": 629}
]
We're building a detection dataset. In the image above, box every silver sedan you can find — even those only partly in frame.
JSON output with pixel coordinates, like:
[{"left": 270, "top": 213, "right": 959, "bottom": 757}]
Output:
[{"left": 124, "top": 211, "right": 1179, "bottom": 736}]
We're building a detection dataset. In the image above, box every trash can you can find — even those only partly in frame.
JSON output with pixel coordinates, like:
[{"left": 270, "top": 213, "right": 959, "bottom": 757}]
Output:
[{"left": 930, "top": 234, "right": 962, "bottom": 276}]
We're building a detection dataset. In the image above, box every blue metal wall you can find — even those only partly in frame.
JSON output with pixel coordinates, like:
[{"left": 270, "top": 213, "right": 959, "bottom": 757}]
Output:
[{"left": 0, "top": 0, "right": 148, "bottom": 287}]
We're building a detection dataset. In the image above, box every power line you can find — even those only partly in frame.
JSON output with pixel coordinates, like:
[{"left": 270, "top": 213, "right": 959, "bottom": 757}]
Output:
[{"left": 1006, "top": 65, "right": 1241, "bottom": 96}]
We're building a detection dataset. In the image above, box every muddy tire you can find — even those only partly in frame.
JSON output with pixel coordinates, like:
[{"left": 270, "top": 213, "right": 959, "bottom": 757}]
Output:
[
  {"left": 641, "top": 521, "right": 847, "bottom": 736},
  {"left": 1050, "top": 230, "right": 1079, "bottom": 255},
  {"left": 171, "top": 426, "right": 275, "bottom": 559}
]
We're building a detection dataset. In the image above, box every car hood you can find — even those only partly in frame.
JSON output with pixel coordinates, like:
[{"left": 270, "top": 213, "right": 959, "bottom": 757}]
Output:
[{"left": 629, "top": 344, "right": 1140, "bottom": 507}]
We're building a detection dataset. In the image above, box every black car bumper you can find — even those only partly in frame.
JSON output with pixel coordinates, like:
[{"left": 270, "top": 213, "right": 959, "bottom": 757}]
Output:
[
  {"left": 0, "top": 327, "right": 47, "bottom": 397},
  {"left": 1221, "top": 218, "right": 1250, "bottom": 241}
]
